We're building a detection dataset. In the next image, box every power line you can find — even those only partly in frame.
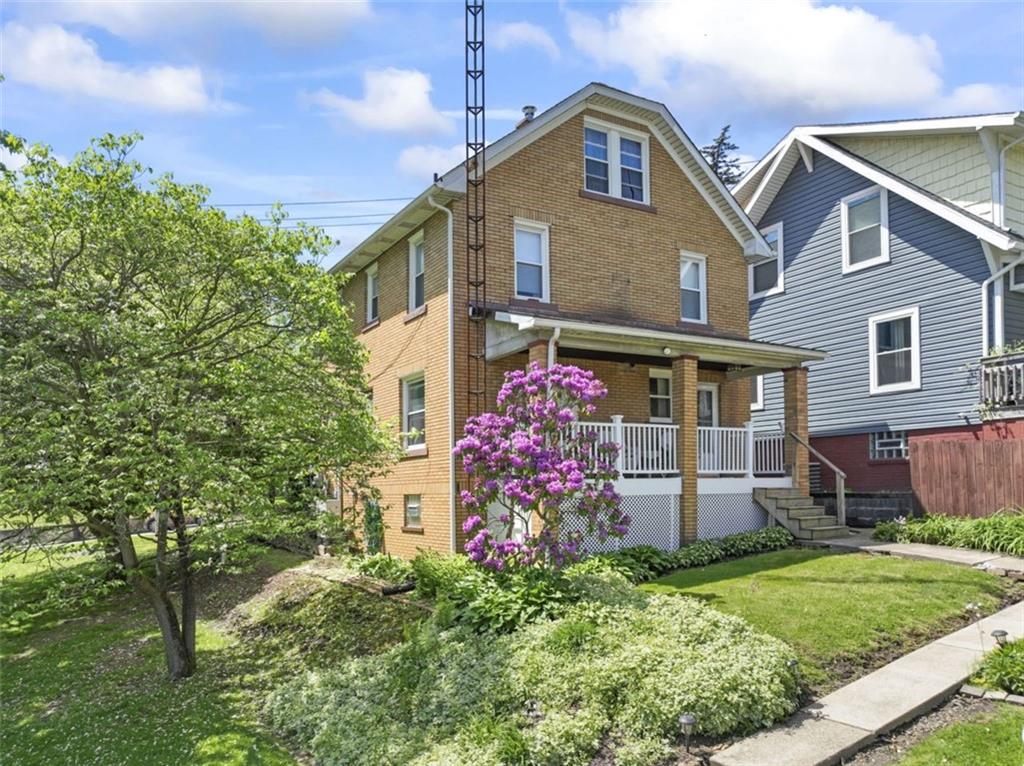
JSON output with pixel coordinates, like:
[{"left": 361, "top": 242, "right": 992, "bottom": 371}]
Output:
[
  {"left": 279, "top": 221, "right": 388, "bottom": 230},
  {"left": 206, "top": 196, "right": 415, "bottom": 209},
  {"left": 253, "top": 212, "right": 396, "bottom": 222}
]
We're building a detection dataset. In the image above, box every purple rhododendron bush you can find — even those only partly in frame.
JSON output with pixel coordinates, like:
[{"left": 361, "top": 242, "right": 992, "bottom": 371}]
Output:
[{"left": 454, "top": 363, "right": 628, "bottom": 570}]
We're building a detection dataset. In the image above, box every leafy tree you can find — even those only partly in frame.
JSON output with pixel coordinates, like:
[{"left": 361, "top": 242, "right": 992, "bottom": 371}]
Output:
[
  {"left": 701, "top": 124, "right": 743, "bottom": 186},
  {"left": 455, "top": 363, "right": 626, "bottom": 570},
  {"left": 0, "top": 133, "right": 396, "bottom": 679}
]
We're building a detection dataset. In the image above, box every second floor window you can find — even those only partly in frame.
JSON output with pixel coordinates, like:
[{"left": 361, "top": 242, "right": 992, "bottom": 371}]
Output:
[
  {"left": 402, "top": 374, "right": 426, "bottom": 450},
  {"left": 408, "top": 231, "right": 425, "bottom": 311},
  {"left": 869, "top": 306, "right": 920, "bottom": 394},
  {"left": 680, "top": 252, "right": 707, "bottom": 324},
  {"left": 514, "top": 220, "right": 549, "bottom": 301},
  {"left": 842, "top": 185, "right": 889, "bottom": 273},
  {"left": 583, "top": 119, "right": 649, "bottom": 203},
  {"left": 751, "top": 223, "right": 784, "bottom": 298},
  {"left": 366, "top": 264, "right": 379, "bottom": 323}
]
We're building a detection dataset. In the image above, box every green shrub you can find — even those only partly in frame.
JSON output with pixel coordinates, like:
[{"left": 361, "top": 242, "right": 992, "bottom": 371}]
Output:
[
  {"left": 873, "top": 509, "right": 1024, "bottom": 556},
  {"left": 356, "top": 553, "right": 414, "bottom": 583},
  {"left": 977, "top": 640, "right": 1024, "bottom": 695},
  {"left": 410, "top": 550, "right": 477, "bottom": 600},
  {"left": 265, "top": 594, "right": 799, "bottom": 766}
]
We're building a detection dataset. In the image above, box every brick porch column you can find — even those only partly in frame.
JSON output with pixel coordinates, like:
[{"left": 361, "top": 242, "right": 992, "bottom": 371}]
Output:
[
  {"left": 672, "top": 355, "right": 699, "bottom": 544},
  {"left": 783, "top": 366, "right": 810, "bottom": 493},
  {"left": 527, "top": 338, "right": 550, "bottom": 369}
]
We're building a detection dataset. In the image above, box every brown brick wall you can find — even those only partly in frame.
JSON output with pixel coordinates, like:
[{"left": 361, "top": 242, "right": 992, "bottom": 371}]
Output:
[
  {"left": 783, "top": 367, "right": 810, "bottom": 493},
  {"left": 673, "top": 356, "right": 699, "bottom": 541}
]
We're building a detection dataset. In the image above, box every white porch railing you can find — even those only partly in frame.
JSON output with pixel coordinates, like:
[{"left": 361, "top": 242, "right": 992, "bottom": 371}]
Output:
[
  {"left": 980, "top": 351, "right": 1024, "bottom": 412},
  {"left": 574, "top": 418, "right": 784, "bottom": 478}
]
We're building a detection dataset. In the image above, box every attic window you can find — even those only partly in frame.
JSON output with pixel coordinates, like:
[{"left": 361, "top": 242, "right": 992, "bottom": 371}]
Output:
[
  {"left": 842, "top": 186, "right": 889, "bottom": 274},
  {"left": 583, "top": 118, "right": 649, "bottom": 204}
]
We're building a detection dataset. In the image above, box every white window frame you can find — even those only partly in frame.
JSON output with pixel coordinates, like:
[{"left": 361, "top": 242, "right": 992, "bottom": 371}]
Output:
[
  {"left": 403, "top": 494, "right": 422, "bottom": 529},
  {"left": 696, "top": 382, "right": 720, "bottom": 427},
  {"left": 582, "top": 116, "right": 651, "bottom": 205},
  {"left": 401, "top": 373, "right": 426, "bottom": 453},
  {"left": 365, "top": 263, "right": 379, "bottom": 323},
  {"left": 750, "top": 222, "right": 784, "bottom": 299},
  {"left": 750, "top": 374, "right": 764, "bottom": 412},
  {"left": 1007, "top": 258, "right": 1024, "bottom": 293},
  {"left": 679, "top": 251, "right": 708, "bottom": 324},
  {"left": 869, "top": 431, "right": 909, "bottom": 461},
  {"left": 841, "top": 185, "right": 890, "bottom": 274},
  {"left": 513, "top": 218, "right": 550, "bottom": 302},
  {"left": 868, "top": 306, "right": 921, "bottom": 395},
  {"left": 408, "top": 230, "right": 425, "bottom": 312},
  {"left": 648, "top": 368, "right": 673, "bottom": 423}
]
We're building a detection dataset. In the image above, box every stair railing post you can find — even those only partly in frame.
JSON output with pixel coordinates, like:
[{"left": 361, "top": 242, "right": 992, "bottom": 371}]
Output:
[
  {"left": 744, "top": 421, "right": 755, "bottom": 480},
  {"left": 611, "top": 415, "right": 625, "bottom": 477},
  {"left": 836, "top": 474, "right": 846, "bottom": 527}
]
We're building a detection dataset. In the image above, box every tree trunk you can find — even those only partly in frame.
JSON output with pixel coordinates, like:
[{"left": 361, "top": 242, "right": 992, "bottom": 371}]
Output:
[{"left": 174, "top": 498, "right": 197, "bottom": 669}]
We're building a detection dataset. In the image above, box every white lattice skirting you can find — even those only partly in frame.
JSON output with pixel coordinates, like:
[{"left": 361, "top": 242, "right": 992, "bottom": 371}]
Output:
[
  {"left": 696, "top": 493, "right": 768, "bottom": 539},
  {"left": 561, "top": 494, "right": 681, "bottom": 553}
]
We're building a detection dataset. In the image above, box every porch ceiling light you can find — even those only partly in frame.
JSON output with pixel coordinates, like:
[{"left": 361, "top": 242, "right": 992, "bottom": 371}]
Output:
[
  {"left": 678, "top": 712, "right": 696, "bottom": 752},
  {"left": 992, "top": 629, "right": 1009, "bottom": 646},
  {"left": 662, "top": 346, "right": 672, "bottom": 356}
]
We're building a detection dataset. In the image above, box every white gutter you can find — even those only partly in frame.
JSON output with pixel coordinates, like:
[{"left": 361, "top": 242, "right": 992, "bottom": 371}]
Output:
[
  {"left": 427, "top": 192, "right": 457, "bottom": 553},
  {"left": 982, "top": 251, "right": 1024, "bottom": 355},
  {"left": 998, "top": 134, "right": 1024, "bottom": 228}
]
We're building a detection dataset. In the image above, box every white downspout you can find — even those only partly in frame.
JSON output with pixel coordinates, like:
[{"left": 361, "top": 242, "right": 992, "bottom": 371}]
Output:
[
  {"left": 981, "top": 251, "right": 1024, "bottom": 355},
  {"left": 997, "top": 134, "right": 1024, "bottom": 228},
  {"left": 547, "top": 327, "right": 561, "bottom": 368},
  {"left": 427, "top": 192, "right": 457, "bottom": 553}
]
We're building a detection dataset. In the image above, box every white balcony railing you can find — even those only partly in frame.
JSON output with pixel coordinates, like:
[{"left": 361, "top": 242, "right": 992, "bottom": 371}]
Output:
[
  {"left": 980, "top": 351, "right": 1024, "bottom": 412},
  {"left": 575, "top": 418, "right": 785, "bottom": 479}
]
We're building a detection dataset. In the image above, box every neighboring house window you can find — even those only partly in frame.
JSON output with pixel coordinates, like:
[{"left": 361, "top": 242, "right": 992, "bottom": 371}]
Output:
[
  {"left": 869, "top": 431, "right": 909, "bottom": 460},
  {"left": 402, "top": 374, "right": 426, "bottom": 450},
  {"left": 583, "top": 118, "right": 650, "bottom": 203},
  {"left": 404, "top": 494, "right": 422, "bottom": 528},
  {"left": 841, "top": 185, "right": 890, "bottom": 273},
  {"left": 513, "top": 219, "right": 550, "bottom": 301},
  {"left": 408, "top": 231, "right": 425, "bottom": 311},
  {"left": 679, "top": 252, "right": 707, "bottom": 323},
  {"left": 1009, "top": 261, "right": 1024, "bottom": 293},
  {"left": 868, "top": 307, "right": 920, "bottom": 394},
  {"left": 649, "top": 369, "right": 672, "bottom": 422},
  {"left": 366, "top": 264, "right": 379, "bottom": 323},
  {"left": 750, "top": 223, "right": 784, "bottom": 298},
  {"left": 750, "top": 374, "right": 764, "bottom": 411}
]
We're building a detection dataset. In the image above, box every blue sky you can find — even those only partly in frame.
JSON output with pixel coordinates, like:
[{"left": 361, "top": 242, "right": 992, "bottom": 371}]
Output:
[{"left": 2, "top": 0, "right": 1022, "bottom": 269}]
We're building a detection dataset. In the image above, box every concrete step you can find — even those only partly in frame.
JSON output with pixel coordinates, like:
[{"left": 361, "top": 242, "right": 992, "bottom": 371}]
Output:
[
  {"left": 775, "top": 496, "right": 821, "bottom": 510},
  {"left": 785, "top": 506, "right": 829, "bottom": 519},
  {"left": 797, "top": 525, "right": 850, "bottom": 540},
  {"left": 795, "top": 514, "right": 840, "bottom": 530},
  {"left": 761, "top": 487, "right": 807, "bottom": 498}
]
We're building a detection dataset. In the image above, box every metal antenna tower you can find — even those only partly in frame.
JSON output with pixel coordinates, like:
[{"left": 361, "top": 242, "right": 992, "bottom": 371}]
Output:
[{"left": 465, "top": 0, "right": 487, "bottom": 418}]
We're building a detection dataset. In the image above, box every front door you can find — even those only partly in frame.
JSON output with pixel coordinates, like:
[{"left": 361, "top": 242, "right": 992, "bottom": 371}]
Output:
[{"left": 697, "top": 383, "right": 719, "bottom": 427}]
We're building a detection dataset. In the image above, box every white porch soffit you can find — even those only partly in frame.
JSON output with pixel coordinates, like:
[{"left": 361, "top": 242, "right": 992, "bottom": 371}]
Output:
[
  {"left": 494, "top": 312, "right": 827, "bottom": 370},
  {"left": 734, "top": 114, "right": 1024, "bottom": 254}
]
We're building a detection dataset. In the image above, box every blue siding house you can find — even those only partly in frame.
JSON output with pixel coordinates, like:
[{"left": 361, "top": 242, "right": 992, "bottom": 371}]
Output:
[{"left": 734, "top": 114, "right": 1024, "bottom": 511}]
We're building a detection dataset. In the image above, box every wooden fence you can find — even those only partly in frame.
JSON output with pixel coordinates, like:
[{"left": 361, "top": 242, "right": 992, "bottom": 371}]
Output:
[{"left": 909, "top": 439, "right": 1024, "bottom": 517}]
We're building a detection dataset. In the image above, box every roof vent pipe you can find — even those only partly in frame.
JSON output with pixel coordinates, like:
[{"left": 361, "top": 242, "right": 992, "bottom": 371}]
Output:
[{"left": 516, "top": 105, "right": 537, "bottom": 129}]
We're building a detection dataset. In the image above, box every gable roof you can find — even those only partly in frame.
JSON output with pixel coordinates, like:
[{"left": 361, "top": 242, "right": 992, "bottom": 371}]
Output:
[
  {"left": 733, "top": 113, "right": 1024, "bottom": 253},
  {"left": 331, "top": 82, "right": 773, "bottom": 274}
]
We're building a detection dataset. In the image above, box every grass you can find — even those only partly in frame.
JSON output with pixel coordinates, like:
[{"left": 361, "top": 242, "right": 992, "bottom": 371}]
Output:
[
  {"left": 894, "top": 704, "right": 1024, "bottom": 766},
  {"left": 641, "top": 548, "right": 1016, "bottom": 690},
  {"left": 1, "top": 542, "right": 423, "bottom": 765}
]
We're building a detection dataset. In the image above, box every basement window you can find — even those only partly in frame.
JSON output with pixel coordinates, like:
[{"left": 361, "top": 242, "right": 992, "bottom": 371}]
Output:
[{"left": 870, "top": 431, "right": 909, "bottom": 460}]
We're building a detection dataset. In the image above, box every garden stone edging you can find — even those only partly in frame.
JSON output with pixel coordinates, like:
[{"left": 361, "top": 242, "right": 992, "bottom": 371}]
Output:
[{"left": 959, "top": 684, "right": 1024, "bottom": 706}]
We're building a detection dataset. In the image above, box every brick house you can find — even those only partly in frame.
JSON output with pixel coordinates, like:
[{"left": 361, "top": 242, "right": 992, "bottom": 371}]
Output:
[{"left": 332, "top": 83, "right": 832, "bottom": 558}]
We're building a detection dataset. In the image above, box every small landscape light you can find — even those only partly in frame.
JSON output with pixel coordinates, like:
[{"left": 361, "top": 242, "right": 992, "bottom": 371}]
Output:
[
  {"left": 678, "top": 712, "right": 697, "bottom": 752},
  {"left": 992, "top": 629, "right": 1009, "bottom": 647}
]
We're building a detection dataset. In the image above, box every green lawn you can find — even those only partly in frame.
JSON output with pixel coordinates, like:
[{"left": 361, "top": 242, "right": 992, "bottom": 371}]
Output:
[
  {"left": 1, "top": 543, "right": 421, "bottom": 766},
  {"left": 641, "top": 548, "right": 1016, "bottom": 690},
  {"left": 895, "top": 704, "right": 1024, "bottom": 766}
]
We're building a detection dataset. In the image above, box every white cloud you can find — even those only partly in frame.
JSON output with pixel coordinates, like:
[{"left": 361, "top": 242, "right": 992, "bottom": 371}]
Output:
[
  {"left": 0, "top": 146, "right": 28, "bottom": 171},
  {"left": 308, "top": 68, "right": 452, "bottom": 135},
  {"left": 26, "top": 0, "right": 371, "bottom": 47},
  {"left": 932, "top": 83, "right": 1021, "bottom": 115},
  {"left": 493, "top": 21, "right": 560, "bottom": 61},
  {"left": 397, "top": 144, "right": 464, "bottom": 181},
  {"left": 566, "top": 0, "right": 958, "bottom": 113},
  {"left": 3, "top": 23, "right": 218, "bottom": 112}
]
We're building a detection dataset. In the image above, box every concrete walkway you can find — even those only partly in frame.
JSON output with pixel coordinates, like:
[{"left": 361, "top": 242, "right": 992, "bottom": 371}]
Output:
[
  {"left": 712, "top": 600, "right": 1024, "bottom": 766},
  {"left": 809, "top": 529, "right": 1024, "bottom": 578}
]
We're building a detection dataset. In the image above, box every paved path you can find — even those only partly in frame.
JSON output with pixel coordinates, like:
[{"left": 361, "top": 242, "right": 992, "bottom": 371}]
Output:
[
  {"left": 807, "top": 530, "right": 1024, "bottom": 578},
  {"left": 712, "top": 600, "right": 1024, "bottom": 766}
]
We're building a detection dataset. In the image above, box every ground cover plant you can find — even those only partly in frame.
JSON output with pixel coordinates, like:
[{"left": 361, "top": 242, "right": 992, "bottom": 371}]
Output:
[
  {"left": 266, "top": 576, "right": 800, "bottom": 766},
  {"left": 892, "top": 704, "right": 1024, "bottom": 766},
  {"left": 875, "top": 509, "right": 1024, "bottom": 556},
  {"left": 642, "top": 548, "right": 1016, "bottom": 691},
  {"left": 975, "top": 640, "right": 1024, "bottom": 695}
]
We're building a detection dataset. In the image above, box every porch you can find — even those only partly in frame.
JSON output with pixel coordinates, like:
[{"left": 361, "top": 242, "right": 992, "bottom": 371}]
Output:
[
  {"left": 487, "top": 309, "right": 830, "bottom": 549},
  {"left": 979, "top": 350, "right": 1024, "bottom": 419}
]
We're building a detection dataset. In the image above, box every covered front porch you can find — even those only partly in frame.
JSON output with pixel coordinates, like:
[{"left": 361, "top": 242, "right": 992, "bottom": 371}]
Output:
[{"left": 487, "top": 309, "right": 827, "bottom": 549}]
